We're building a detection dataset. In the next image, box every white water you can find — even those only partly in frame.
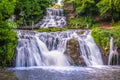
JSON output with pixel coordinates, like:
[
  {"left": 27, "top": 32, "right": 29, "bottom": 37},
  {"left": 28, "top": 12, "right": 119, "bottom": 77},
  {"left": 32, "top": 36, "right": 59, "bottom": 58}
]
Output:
[
  {"left": 15, "top": 30, "right": 103, "bottom": 67},
  {"left": 35, "top": 35, "right": 69, "bottom": 66},
  {"left": 108, "top": 37, "right": 119, "bottom": 65},
  {"left": 57, "top": 0, "right": 63, "bottom": 6},
  {"left": 78, "top": 31, "right": 103, "bottom": 66},
  {"left": 35, "top": 8, "right": 66, "bottom": 28},
  {"left": 108, "top": 37, "right": 114, "bottom": 65}
]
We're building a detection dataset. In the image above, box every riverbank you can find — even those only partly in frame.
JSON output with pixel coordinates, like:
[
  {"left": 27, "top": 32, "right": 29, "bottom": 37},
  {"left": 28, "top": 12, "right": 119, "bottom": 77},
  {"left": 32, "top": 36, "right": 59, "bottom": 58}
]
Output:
[{"left": 0, "top": 67, "right": 18, "bottom": 80}]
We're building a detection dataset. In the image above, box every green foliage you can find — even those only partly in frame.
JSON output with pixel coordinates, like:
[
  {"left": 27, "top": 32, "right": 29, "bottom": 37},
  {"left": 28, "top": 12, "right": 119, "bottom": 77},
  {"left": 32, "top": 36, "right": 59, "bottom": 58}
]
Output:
[
  {"left": 14, "top": 0, "right": 52, "bottom": 26},
  {"left": 65, "top": 0, "right": 98, "bottom": 16},
  {"left": 110, "top": 26, "right": 120, "bottom": 47},
  {"left": 67, "top": 16, "right": 99, "bottom": 29},
  {"left": 97, "top": 0, "right": 110, "bottom": 17},
  {"left": 37, "top": 27, "right": 67, "bottom": 32},
  {"left": 92, "top": 26, "right": 120, "bottom": 54},
  {"left": 0, "top": 1, "right": 17, "bottom": 67},
  {"left": 0, "top": 0, "right": 17, "bottom": 20},
  {"left": 70, "top": 39, "right": 77, "bottom": 44},
  {"left": 92, "top": 28, "right": 110, "bottom": 54},
  {"left": 111, "top": 21, "right": 120, "bottom": 26},
  {"left": 7, "top": 17, "right": 17, "bottom": 29},
  {"left": 0, "top": 21, "right": 17, "bottom": 67},
  {"left": 97, "top": 0, "right": 120, "bottom": 20},
  {"left": 64, "top": 0, "right": 120, "bottom": 22}
]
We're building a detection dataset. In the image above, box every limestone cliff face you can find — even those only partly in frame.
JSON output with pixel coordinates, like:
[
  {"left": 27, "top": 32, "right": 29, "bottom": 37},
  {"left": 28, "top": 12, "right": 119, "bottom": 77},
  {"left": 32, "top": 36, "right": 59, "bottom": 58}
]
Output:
[{"left": 65, "top": 39, "right": 86, "bottom": 66}]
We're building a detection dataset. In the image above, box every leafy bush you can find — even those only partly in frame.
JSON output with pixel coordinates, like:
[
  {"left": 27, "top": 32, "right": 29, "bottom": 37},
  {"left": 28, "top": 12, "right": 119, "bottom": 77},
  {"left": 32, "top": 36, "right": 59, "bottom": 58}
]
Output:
[
  {"left": 110, "top": 26, "right": 120, "bottom": 47},
  {"left": 97, "top": 0, "right": 120, "bottom": 20},
  {"left": 92, "top": 28, "right": 110, "bottom": 54},
  {"left": 64, "top": 0, "right": 99, "bottom": 16},
  {"left": 67, "top": 16, "right": 99, "bottom": 29},
  {"left": 0, "top": 0, "right": 18, "bottom": 67},
  {"left": 14, "top": 0, "right": 53, "bottom": 26},
  {"left": 92, "top": 26, "right": 120, "bottom": 54},
  {"left": 0, "top": 22, "right": 17, "bottom": 67}
]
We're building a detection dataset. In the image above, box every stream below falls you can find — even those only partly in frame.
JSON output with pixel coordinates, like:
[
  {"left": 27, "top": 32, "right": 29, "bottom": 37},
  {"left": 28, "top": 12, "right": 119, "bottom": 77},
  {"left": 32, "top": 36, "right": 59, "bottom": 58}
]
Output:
[{"left": 0, "top": 66, "right": 120, "bottom": 80}]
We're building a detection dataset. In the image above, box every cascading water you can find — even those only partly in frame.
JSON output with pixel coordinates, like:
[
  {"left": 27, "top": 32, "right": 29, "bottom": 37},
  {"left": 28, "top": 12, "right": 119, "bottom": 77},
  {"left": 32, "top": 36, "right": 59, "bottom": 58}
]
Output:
[
  {"left": 108, "top": 37, "right": 114, "bottom": 65},
  {"left": 15, "top": 30, "right": 103, "bottom": 67},
  {"left": 15, "top": 30, "right": 70, "bottom": 67},
  {"left": 57, "top": 0, "right": 63, "bottom": 6},
  {"left": 108, "top": 37, "right": 119, "bottom": 65},
  {"left": 35, "top": 8, "right": 66, "bottom": 28},
  {"left": 78, "top": 32, "right": 103, "bottom": 66}
]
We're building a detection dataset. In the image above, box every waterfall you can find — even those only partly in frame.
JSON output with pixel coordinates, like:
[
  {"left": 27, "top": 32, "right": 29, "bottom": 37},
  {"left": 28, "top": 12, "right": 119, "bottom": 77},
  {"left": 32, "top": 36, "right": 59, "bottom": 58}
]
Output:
[
  {"left": 35, "top": 8, "right": 66, "bottom": 28},
  {"left": 15, "top": 30, "right": 103, "bottom": 67},
  {"left": 108, "top": 37, "right": 119, "bottom": 65},
  {"left": 57, "top": 0, "right": 63, "bottom": 6},
  {"left": 78, "top": 31, "right": 103, "bottom": 66},
  {"left": 108, "top": 37, "right": 114, "bottom": 65},
  {"left": 15, "top": 30, "right": 71, "bottom": 67}
]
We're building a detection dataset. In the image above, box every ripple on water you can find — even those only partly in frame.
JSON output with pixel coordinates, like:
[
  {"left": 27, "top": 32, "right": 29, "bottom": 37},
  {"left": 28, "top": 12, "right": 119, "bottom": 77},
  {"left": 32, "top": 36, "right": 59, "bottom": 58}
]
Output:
[{"left": 3, "top": 66, "right": 120, "bottom": 80}]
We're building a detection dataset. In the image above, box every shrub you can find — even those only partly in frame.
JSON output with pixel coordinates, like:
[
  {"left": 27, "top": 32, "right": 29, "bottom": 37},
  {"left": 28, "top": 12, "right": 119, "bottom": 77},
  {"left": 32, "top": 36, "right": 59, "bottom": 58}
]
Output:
[
  {"left": 92, "top": 25, "right": 120, "bottom": 54},
  {"left": 67, "top": 16, "right": 99, "bottom": 29},
  {"left": 37, "top": 27, "right": 67, "bottom": 32}
]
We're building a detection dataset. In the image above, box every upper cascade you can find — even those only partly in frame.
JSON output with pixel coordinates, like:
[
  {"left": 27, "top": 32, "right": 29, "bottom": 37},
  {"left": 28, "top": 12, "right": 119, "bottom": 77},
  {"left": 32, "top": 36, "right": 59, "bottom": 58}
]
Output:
[
  {"left": 35, "top": 8, "right": 66, "bottom": 28},
  {"left": 56, "top": 0, "right": 63, "bottom": 6}
]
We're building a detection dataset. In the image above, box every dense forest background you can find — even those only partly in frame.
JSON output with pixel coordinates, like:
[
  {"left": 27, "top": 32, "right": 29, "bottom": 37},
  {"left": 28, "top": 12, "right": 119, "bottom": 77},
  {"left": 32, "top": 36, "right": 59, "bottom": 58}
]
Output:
[{"left": 0, "top": 0, "right": 120, "bottom": 67}]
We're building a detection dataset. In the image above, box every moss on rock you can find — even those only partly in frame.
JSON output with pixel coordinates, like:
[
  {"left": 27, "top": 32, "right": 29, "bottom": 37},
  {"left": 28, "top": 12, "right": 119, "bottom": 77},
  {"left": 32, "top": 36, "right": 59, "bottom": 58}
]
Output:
[
  {"left": 37, "top": 27, "right": 67, "bottom": 32},
  {"left": 65, "top": 39, "right": 86, "bottom": 66}
]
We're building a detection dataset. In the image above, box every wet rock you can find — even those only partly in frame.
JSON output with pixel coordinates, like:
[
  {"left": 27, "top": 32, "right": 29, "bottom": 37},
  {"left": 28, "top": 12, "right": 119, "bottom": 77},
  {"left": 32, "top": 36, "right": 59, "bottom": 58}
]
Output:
[
  {"left": 117, "top": 47, "right": 120, "bottom": 54},
  {"left": 108, "top": 47, "right": 120, "bottom": 65},
  {"left": 117, "top": 47, "right": 120, "bottom": 65},
  {"left": 0, "top": 68, "right": 18, "bottom": 80},
  {"left": 97, "top": 45, "right": 108, "bottom": 65},
  {"left": 65, "top": 39, "right": 86, "bottom": 66}
]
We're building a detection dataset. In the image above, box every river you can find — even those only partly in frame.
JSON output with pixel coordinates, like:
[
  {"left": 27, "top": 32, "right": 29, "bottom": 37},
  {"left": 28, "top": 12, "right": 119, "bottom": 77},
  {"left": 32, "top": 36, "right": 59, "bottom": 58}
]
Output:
[{"left": 0, "top": 66, "right": 120, "bottom": 80}]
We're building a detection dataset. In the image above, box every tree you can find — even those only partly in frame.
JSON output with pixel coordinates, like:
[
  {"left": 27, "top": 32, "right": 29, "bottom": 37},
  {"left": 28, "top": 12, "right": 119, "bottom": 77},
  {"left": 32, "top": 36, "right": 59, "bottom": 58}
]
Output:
[
  {"left": 97, "top": 0, "right": 120, "bottom": 20},
  {"left": 0, "top": 0, "right": 16, "bottom": 20},
  {"left": 14, "top": 0, "right": 53, "bottom": 26},
  {"left": 64, "top": 0, "right": 98, "bottom": 16},
  {"left": 0, "top": 0, "right": 17, "bottom": 67}
]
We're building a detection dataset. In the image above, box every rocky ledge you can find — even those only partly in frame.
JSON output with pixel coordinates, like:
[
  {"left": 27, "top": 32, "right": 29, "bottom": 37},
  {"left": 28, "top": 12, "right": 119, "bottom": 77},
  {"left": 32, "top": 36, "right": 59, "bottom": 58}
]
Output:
[{"left": 65, "top": 39, "right": 86, "bottom": 66}]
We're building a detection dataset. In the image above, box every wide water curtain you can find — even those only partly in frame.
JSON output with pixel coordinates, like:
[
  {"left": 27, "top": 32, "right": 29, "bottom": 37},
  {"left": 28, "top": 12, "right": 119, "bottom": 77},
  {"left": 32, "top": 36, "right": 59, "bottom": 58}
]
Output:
[{"left": 15, "top": 30, "right": 103, "bottom": 67}]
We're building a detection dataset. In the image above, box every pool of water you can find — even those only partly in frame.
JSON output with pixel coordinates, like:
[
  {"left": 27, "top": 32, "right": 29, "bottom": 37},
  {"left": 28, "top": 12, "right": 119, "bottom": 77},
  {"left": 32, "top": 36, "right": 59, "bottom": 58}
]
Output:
[{"left": 1, "top": 66, "right": 120, "bottom": 80}]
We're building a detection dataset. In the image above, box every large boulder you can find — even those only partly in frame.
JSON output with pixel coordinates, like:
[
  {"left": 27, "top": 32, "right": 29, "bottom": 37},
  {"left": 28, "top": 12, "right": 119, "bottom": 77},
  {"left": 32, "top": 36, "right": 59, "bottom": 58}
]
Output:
[{"left": 65, "top": 39, "right": 86, "bottom": 66}]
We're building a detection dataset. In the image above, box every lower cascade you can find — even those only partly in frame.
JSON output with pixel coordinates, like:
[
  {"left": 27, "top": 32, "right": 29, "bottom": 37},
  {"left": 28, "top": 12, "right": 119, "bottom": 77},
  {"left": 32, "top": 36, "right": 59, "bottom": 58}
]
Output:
[{"left": 15, "top": 30, "right": 103, "bottom": 67}]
